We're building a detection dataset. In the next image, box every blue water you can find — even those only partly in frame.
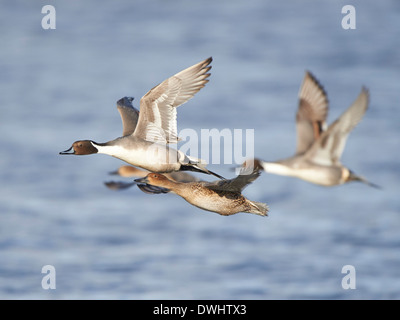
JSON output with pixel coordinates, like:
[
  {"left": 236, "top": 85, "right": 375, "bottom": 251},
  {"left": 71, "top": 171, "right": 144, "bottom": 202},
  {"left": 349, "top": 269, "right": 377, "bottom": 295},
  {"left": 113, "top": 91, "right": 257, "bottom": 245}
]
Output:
[{"left": 1, "top": 0, "right": 399, "bottom": 299}]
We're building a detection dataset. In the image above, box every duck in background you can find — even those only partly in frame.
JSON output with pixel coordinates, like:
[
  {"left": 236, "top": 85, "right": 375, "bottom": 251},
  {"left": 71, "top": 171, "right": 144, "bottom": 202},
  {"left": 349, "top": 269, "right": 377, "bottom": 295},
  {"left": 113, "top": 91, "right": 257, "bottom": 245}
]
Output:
[
  {"left": 241, "top": 71, "right": 379, "bottom": 188},
  {"left": 134, "top": 165, "right": 268, "bottom": 217},
  {"left": 60, "top": 57, "right": 225, "bottom": 180}
]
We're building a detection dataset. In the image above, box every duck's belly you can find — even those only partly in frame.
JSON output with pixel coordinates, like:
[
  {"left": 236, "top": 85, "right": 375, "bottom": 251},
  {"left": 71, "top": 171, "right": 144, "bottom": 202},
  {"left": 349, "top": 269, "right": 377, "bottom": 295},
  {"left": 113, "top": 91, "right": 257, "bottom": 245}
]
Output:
[
  {"left": 291, "top": 168, "right": 340, "bottom": 186},
  {"left": 97, "top": 144, "right": 181, "bottom": 172},
  {"left": 182, "top": 190, "right": 243, "bottom": 215},
  {"left": 263, "top": 162, "right": 342, "bottom": 186}
]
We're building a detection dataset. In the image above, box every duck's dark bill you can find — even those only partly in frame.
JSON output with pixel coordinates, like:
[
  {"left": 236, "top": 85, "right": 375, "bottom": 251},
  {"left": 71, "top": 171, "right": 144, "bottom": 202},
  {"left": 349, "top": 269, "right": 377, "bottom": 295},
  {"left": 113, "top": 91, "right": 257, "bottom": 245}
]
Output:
[{"left": 59, "top": 147, "right": 75, "bottom": 155}]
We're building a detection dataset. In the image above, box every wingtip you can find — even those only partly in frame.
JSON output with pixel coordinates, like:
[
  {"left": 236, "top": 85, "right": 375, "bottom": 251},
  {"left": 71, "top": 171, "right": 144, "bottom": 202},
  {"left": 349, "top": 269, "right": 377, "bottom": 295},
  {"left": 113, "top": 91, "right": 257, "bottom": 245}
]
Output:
[
  {"left": 304, "top": 70, "right": 317, "bottom": 82},
  {"left": 116, "top": 96, "right": 135, "bottom": 109},
  {"left": 299, "top": 70, "right": 329, "bottom": 108},
  {"left": 368, "top": 181, "right": 382, "bottom": 190},
  {"left": 361, "top": 86, "right": 370, "bottom": 97},
  {"left": 104, "top": 180, "right": 136, "bottom": 190},
  {"left": 304, "top": 69, "right": 313, "bottom": 77},
  {"left": 356, "top": 86, "right": 370, "bottom": 111},
  {"left": 201, "top": 56, "right": 213, "bottom": 69}
]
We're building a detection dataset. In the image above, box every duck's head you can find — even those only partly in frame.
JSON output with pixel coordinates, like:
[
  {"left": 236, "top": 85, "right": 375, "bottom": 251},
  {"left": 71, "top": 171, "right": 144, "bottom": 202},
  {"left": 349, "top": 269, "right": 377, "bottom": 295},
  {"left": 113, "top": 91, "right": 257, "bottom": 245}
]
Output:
[
  {"left": 134, "top": 173, "right": 170, "bottom": 186},
  {"left": 110, "top": 165, "right": 148, "bottom": 178},
  {"left": 59, "top": 140, "right": 98, "bottom": 155}
]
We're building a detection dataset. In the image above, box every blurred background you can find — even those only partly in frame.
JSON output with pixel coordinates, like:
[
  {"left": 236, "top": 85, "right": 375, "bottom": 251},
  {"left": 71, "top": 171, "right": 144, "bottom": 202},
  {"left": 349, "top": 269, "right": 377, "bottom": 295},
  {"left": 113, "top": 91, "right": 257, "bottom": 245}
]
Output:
[{"left": 0, "top": 0, "right": 399, "bottom": 299}]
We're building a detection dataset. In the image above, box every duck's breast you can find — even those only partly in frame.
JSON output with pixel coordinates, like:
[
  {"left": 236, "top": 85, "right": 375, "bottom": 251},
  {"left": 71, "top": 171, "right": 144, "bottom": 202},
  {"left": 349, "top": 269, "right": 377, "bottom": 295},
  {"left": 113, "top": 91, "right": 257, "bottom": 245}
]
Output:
[{"left": 98, "top": 139, "right": 181, "bottom": 172}]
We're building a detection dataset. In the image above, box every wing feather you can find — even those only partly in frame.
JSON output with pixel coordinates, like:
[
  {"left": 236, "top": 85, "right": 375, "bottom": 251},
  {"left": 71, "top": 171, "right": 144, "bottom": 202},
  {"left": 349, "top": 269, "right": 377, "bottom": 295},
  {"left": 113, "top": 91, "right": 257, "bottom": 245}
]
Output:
[
  {"left": 306, "top": 87, "right": 369, "bottom": 165},
  {"left": 134, "top": 57, "right": 212, "bottom": 143},
  {"left": 206, "top": 167, "right": 261, "bottom": 193},
  {"left": 295, "top": 71, "right": 329, "bottom": 155}
]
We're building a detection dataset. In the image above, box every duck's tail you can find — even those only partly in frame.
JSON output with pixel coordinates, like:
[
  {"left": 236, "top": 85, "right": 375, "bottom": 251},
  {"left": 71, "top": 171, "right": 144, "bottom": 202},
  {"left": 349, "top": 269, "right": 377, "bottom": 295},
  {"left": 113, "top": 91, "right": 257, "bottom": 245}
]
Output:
[
  {"left": 180, "top": 154, "right": 225, "bottom": 180},
  {"left": 247, "top": 200, "right": 269, "bottom": 217},
  {"left": 180, "top": 163, "right": 225, "bottom": 180},
  {"left": 348, "top": 171, "right": 381, "bottom": 189}
]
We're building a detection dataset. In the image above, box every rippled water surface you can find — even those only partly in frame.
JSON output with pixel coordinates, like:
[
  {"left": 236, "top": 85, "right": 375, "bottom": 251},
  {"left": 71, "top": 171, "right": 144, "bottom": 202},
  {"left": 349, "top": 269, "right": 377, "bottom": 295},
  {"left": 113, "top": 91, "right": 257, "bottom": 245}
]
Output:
[{"left": 1, "top": 0, "right": 399, "bottom": 299}]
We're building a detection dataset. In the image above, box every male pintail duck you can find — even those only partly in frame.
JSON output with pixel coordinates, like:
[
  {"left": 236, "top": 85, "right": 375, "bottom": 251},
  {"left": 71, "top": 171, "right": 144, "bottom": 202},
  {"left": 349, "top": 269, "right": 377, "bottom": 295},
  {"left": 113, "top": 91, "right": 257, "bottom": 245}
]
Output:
[
  {"left": 242, "top": 71, "right": 379, "bottom": 188},
  {"left": 60, "top": 57, "right": 224, "bottom": 180},
  {"left": 108, "top": 98, "right": 199, "bottom": 189},
  {"left": 134, "top": 167, "right": 269, "bottom": 217},
  {"left": 104, "top": 165, "right": 199, "bottom": 190}
]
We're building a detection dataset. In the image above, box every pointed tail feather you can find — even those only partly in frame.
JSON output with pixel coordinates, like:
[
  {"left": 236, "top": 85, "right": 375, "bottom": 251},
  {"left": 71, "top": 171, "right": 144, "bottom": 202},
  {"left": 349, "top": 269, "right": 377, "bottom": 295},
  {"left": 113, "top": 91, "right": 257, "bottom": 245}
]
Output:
[
  {"left": 356, "top": 176, "right": 381, "bottom": 189},
  {"left": 349, "top": 171, "right": 381, "bottom": 189},
  {"left": 180, "top": 164, "right": 225, "bottom": 180}
]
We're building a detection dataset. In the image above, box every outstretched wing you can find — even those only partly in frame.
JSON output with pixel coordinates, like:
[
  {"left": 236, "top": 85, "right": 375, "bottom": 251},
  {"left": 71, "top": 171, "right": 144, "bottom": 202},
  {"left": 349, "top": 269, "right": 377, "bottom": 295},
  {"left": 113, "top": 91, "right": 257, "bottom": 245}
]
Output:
[
  {"left": 206, "top": 166, "right": 261, "bottom": 193},
  {"left": 295, "top": 71, "right": 329, "bottom": 155},
  {"left": 133, "top": 57, "right": 212, "bottom": 144},
  {"left": 116, "top": 97, "right": 140, "bottom": 136},
  {"left": 306, "top": 87, "right": 369, "bottom": 166}
]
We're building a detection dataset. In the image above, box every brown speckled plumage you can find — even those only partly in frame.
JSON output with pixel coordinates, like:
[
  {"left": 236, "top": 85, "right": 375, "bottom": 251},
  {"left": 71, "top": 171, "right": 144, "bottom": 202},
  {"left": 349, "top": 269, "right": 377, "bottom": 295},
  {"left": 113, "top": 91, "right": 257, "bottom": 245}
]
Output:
[{"left": 135, "top": 168, "right": 268, "bottom": 217}]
